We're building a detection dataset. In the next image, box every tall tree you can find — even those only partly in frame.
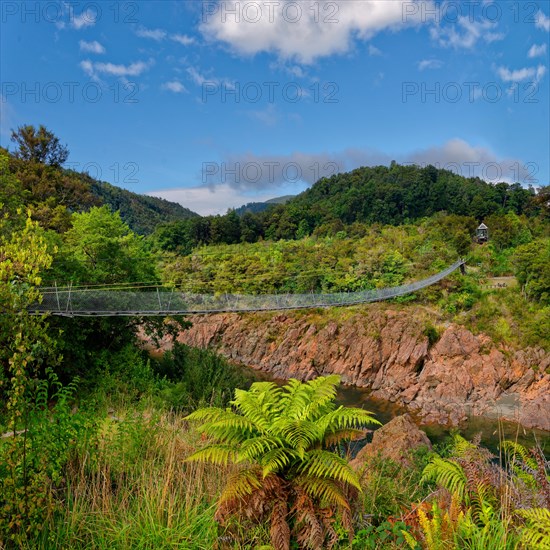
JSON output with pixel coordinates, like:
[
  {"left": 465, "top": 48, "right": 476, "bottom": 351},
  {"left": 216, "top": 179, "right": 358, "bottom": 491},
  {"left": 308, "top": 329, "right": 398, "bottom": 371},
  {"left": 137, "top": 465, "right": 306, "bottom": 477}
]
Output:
[{"left": 10, "top": 125, "right": 69, "bottom": 166}]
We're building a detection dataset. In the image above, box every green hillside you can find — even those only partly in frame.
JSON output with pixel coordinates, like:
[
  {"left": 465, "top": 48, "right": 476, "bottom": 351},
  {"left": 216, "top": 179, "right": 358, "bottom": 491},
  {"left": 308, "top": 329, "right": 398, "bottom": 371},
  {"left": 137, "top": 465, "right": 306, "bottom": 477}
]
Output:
[{"left": 1, "top": 145, "right": 197, "bottom": 235}]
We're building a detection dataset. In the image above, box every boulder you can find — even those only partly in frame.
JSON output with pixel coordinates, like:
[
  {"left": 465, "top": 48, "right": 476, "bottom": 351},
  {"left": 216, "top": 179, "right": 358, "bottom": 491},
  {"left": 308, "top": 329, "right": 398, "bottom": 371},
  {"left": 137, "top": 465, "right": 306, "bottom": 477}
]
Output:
[{"left": 350, "top": 414, "right": 432, "bottom": 469}]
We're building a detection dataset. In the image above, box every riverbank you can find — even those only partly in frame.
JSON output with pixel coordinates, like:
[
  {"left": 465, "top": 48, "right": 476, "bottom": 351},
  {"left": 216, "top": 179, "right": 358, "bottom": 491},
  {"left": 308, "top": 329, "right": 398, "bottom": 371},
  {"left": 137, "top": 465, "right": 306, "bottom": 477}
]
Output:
[{"left": 145, "top": 305, "right": 550, "bottom": 433}]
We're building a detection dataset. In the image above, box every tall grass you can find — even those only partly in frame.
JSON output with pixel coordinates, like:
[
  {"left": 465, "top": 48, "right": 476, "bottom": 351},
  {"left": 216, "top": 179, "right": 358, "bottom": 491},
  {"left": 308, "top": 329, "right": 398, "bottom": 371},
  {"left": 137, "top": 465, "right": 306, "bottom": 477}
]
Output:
[{"left": 30, "top": 411, "right": 228, "bottom": 549}]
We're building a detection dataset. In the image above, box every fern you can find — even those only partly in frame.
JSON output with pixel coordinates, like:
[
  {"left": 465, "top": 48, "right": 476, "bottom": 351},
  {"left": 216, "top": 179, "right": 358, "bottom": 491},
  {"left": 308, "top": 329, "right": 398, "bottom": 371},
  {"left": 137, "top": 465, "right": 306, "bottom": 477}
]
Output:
[
  {"left": 517, "top": 508, "right": 550, "bottom": 549},
  {"left": 422, "top": 456, "right": 469, "bottom": 503},
  {"left": 184, "top": 375, "right": 378, "bottom": 549}
]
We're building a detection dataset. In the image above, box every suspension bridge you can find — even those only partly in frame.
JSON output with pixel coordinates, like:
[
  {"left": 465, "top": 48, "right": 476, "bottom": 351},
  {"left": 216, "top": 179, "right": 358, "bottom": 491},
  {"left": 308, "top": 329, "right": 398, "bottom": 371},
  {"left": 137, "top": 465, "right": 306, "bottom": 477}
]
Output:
[{"left": 30, "top": 260, "right": 466, "bottom": 317}]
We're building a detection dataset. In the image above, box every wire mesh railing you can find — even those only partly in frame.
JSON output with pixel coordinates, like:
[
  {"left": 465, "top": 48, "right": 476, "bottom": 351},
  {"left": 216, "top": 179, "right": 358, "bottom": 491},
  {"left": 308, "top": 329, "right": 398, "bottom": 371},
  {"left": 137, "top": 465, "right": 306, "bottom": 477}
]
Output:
[{"left": 31, "top": 260, "right": 465, "bottom": 317}]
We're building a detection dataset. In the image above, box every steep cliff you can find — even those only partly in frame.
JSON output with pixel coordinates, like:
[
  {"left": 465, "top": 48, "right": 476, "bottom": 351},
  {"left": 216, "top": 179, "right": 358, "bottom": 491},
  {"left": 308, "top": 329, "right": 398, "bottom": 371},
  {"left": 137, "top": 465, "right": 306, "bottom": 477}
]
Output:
[{"left": 166, "top": 306, "right": 549, "bottom": 431}]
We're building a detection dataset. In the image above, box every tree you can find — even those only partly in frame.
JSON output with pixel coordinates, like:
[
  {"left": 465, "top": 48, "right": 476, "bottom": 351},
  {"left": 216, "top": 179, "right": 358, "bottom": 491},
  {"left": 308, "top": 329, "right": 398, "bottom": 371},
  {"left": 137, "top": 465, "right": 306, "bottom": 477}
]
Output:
[
  {"left": 60, "top": 205, "right": 156, "bottom": 284},
  {"left": 186, "top": 375, "right": 380, "bottom": 550},
  {"left": 10, "top": 125, "right": 69, "bottom": 166}
]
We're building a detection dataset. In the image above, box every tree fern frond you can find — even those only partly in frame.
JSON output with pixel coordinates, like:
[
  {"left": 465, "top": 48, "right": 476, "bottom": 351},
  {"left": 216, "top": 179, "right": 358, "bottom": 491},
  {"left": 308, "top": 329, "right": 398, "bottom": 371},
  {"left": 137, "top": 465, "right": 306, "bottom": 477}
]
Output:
[
  {"left": 300, "top": 449, "right": 361, "bottom": 490},
  {"left": 323, "top": 428, "right": 368, "bottom": 447},
  {"left": 218, "top": 467, "right": 263, "bottom": 505},
  {"left": 422, "top": 457, "right": 468, "bottom": 503},
  {"left": 261, "top": 447, "right": 299, "bottom": 477},
  {"left": 270, "top": 498, "right": 291, "bottom": 550},
  {"left": 280, "top": 378, "right": 311, "bottom": 419},
  {"left": 185, "top": 406, "right": 227, "bottom": 423},
  {"left": 238, "top": 436, "right": 286, "bottom": 462},
  {"left": 295, "top": 375, "right": 340, "bottom": 421},
  {"left": 186, "top": 444, "right": 237, "bottom": 466},
  {"left": 274, "top": 419, "right": 322, "bottom": 455},
  {"left": 319, "top": 406, "right": 380, "bottom": 435},
  {"left": 297, "top": 476, "right": 350, "bottom": 508},
  {"left": 232, "top": 383, "right": 282, "bottom": 429},
  {"left": 197, "top": 412, "right": 259, "bottom": 438}
]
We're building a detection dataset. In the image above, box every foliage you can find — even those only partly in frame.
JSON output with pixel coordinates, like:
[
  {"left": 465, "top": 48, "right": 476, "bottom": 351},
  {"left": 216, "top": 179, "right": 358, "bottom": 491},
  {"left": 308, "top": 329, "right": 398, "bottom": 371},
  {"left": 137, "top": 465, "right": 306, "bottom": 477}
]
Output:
[
  {"left": 353, "top": 520, "right": 418, "bottom": 549},
  {"left": 153, "top": 163, "right": 543, "bottom": 249},
  {"left": 416, "top": 434, "right": 550, "bottom": 550},
  {"left": 90, "top": 179, "right": 197, "bottom": 235},
  {"left": 513, "top": 238, "right": 550, "bottom": 304},
  {"left": 154, "top": 342, "right": 251, "bottom": 412},
  {"left": 186, "top": 375, "right": 380, "bottom": 550},
  {"left": 10, "top": 124, "right": 69, "bottom": 167}
]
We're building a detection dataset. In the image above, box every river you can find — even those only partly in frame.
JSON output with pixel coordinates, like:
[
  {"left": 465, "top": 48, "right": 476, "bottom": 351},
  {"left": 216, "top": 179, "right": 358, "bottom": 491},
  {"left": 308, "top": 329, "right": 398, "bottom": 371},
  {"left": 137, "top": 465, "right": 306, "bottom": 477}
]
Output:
[{"left": 248, "top": 366, "right": 550, "bottom": 456}]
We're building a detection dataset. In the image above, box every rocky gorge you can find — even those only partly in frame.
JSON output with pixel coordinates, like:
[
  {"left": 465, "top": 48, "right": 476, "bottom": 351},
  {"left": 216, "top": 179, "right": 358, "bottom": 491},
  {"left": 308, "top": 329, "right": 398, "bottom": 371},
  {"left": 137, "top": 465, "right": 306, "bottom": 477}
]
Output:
[{"left": 156, "top": 305, "right": 550, "bottom": 432}]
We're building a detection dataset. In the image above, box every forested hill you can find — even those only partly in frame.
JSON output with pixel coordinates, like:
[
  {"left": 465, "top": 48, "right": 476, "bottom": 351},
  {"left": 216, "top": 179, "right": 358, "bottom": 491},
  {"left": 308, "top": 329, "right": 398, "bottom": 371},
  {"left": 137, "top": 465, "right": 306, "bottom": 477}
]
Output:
[
  {"left": 89, "top": 179, "right": 197, "bottom": 235},
  {"left": 266, "top": 163, "right": 540, "bottom": 238},
  {"left": 153, "top": 163, "right": 547, "bottom": 253},
  {"left": 1, "top": 146, "right": 198, "bottom": 234}
]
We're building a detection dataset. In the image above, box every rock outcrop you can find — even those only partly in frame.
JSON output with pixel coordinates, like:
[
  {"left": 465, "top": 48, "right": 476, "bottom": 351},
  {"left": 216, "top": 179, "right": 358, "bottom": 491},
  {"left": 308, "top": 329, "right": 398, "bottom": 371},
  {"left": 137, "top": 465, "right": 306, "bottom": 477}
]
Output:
[
  {"left": 158, "top": 306, "right": 550, "bottom": 431},
  {"left": 350, "top": 414, "right": 432, "bottom": 469}
]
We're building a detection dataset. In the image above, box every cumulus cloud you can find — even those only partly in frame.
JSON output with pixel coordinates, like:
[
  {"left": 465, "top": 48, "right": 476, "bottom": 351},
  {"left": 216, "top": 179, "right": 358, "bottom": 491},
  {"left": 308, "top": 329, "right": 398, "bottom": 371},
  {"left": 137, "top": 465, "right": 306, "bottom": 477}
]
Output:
[
  {"left": 418, "top": 58, "right": 443, "bottom": 70},
  {"left": 535, "top": 10, "right": 550, "bottom": 32},
  {"left": 528, "top": 43, "right": 547, "bottom": 58},
  {"left": 79, "top": 40, "right": 105, "bottom": 54},
  {"left": 161, "top": 80, "right": 188, "bottom": 93},
  {"left": 200, "top": 0, "right": 432, "bottom": 63},
  {"left": 80, "top": 59, "right": 153, "bottom": 78}
]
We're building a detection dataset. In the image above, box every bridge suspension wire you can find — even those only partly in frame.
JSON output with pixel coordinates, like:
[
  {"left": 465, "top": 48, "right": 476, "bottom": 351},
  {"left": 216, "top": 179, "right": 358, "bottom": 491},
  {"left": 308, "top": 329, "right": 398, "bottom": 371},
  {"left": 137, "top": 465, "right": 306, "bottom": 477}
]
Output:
[{"left": 31, "top": 260, "right": 466, "bottom": 317}]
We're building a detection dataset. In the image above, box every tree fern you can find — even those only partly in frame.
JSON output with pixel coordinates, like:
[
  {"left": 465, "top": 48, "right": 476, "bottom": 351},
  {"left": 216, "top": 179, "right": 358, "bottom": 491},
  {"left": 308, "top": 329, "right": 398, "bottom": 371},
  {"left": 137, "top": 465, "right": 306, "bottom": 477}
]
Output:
[{"left": 185, "top": 375, "right": 379, "bottom": 550}]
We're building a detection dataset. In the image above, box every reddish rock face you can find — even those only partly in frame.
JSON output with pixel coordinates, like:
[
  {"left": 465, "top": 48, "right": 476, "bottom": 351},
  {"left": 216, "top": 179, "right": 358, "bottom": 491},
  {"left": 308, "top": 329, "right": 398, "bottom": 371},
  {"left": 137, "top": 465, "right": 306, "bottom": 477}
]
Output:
[
  {"left": 158, "top": 308, "right": 550, "bottom": 432},
  {"left": 350, "top": 414, "right": 432, "bottom": 469}
]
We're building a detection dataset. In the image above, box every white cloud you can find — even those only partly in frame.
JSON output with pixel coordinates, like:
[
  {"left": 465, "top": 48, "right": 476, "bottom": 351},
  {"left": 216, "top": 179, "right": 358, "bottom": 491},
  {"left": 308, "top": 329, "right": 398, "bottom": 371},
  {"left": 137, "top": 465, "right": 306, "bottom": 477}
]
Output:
[
  {"left": 528, "top": 43, "right": 547, "bottom": 58},
  {"left": 430, "top": 16, "right": 504, "bottom": 49},
  {"left": 147, "top": 183, "right": 304, "bottom": 216},
  {"left": 161, "top": 80, "right": 188, "bottom": 93},
  {"left": 535, "top": 10, "right": 550, "bottom": 32},
  {"left": 135, "top": 27, "right": 195, "bottom": 46},
  {"left": 171, "top": 33, "right": 195, "bottom": 46},
  {"left": 71, "top": 7, "right": 97, "bottom": 29},
  {"left": 80, "top": 59, "right": 153, "bottom": 78},
  {"left": 186, "top": 66, "right": 208, "bottom": 86},
  {"left": 186, "top": 66, "right": 234, "bottom": 89},
  {"left": 79, "top": 40, "right": 105, "bottom": 54},
  {"left": 368, "top": 44, "right": 382, "bottom": 56},
  {"left": 136, "top": 27, "right": 167, "bottom": 41},
  {"left": 418, "top": 58, "right": 443, "bottom": 70},
  {"left": 497, "top": 64, "right": 546, "bottom": 83},
  {"left": 200, "top": 0, "right": 432, "bottom": 63}
]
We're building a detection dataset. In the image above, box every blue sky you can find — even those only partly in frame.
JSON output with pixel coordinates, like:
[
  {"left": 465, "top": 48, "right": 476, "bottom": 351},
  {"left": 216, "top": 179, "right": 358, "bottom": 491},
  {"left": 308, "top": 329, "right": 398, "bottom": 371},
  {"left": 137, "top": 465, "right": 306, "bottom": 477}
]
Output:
[{"left": 1, "top": 0, "right": 549, "bottom": 215}]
